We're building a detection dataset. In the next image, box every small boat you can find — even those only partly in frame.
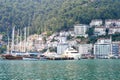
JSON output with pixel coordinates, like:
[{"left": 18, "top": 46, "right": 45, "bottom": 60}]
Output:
[
  {"left": 23, "top": 57, "right": 39, "bottom": 61},
  {"left": 22, "top": 52, "right": 40, "bottom": 61}
]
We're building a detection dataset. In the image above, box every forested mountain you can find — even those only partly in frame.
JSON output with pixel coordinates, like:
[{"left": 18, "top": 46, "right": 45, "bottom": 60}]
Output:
[{"left": 0, "top": 0, "right": 120, "bottom": 39}]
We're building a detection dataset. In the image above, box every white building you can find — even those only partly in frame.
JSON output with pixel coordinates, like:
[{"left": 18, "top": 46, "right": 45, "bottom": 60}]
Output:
[
  {"left": 105, "top": 19, "right": 120, "bottom": 27},
  {"left": 74, "top": 24, "right": 89, "bottom": 37},
  {"left": 59, "top": 31, "right": 69, "bottom": 37},
  {"left": 78, "top": 44, "right": 92, "bottom": 56},
  {"left": 47, "top": 41, "right": 58, "bottom": 48},
  {"left": 57, "top": 43, "right": 69, "bottom": 55},
  {"left": 90, "top": 19, "right": 103, "bottom": 27},
  {"left": 94, "top": 26, "right": 120, "bottom": 35},
  {"left": 59, "top": 37, "right": 67, "bottom": 43},
  {"left": 67, "top": 40, "right": 77, "bottom": 46},
  {"left": 116, "top": 19, "right": 120, "bottom": 26},
  {"left": 54, "top": 36, "right": 67, "bottom": 43},
  {"left": 109, "top": 27, "right": 120, "bottom": 34},
  {"left": 94, "top": 39, "right": 112, "bottom": 58},
  {"left": 97, "top": 38, "right": 111, "bottom": 44},
  {"left": 94, "top": 27, "right": 106, "bottom": 35}
]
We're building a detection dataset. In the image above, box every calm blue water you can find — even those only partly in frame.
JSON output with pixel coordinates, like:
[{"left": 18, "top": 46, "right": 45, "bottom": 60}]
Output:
[{"left": 0, "top": 60, "right": 120, "bottom": 80}]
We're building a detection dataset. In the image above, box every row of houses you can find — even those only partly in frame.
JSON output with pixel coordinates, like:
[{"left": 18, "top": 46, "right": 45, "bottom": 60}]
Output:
[
  {"left": 94, "top": 26, "right": 120, "bottom": 35},
  {"left": 90, "top": 19, "right": 120, "bottom": 27},
  {"left": 74, "top": 19, "right": 120, "bottom": 37},
  {"left": 90, "top": 19, "right": 120, "bottom": 35}
]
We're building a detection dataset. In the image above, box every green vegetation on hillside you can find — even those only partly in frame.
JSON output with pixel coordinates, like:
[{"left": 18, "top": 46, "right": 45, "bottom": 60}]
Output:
[
  {"left": 0, "top": 0, "right": 120, "bottom": 41},
  {"left": 0, "top": 45, "right": 6, "bottom": 54}
]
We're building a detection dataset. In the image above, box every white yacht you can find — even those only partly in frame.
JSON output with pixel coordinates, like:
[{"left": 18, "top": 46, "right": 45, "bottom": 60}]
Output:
[
  {"left": 43, "top": 49, "right": 58, "bottom": 58},
  {"left": 62, "top": 47, "right": 81, "bottom": 60}
]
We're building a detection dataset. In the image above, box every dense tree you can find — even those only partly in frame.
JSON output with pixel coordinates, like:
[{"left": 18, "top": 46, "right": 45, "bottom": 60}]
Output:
[
  {"left": 86, "top": 27, "right": 95, "bottom": 37},
  {"left": 0, "top": 45, "right": 6, "bottom": 54},
  {"left": 105, "top": 28, "right": 109, "bottom": 36},
  {"left": 0, "top": 0, "right": 120, "bottom": 42}
]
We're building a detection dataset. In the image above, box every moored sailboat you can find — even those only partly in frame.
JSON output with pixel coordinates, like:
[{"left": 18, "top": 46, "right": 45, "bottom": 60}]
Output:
[{"left": 2, "top": 27, "right": 23, "bottom": 60}]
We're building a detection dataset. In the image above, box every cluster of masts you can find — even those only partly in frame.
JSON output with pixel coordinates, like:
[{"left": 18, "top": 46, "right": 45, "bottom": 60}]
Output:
[{"left": 7, "top": 26, "right": 30, "bottom": 54}]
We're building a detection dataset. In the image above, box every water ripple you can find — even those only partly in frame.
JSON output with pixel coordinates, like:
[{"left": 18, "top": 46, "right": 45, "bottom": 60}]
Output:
[{"left": 0, "top": 60, "right": 120, "bottom": 80}]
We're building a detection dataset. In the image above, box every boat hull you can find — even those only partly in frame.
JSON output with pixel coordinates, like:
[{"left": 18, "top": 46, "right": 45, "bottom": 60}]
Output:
[{"left": 1, "top": 54, "right": 23, "bottom": 60}]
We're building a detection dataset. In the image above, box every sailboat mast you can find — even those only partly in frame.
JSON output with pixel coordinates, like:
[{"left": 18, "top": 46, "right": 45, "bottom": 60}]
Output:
[
  {"left": 17, "top": 29, "right": 19, "bottom": 45},
  {"left": 20, "top": 29, "right": 22, "bottom": 52},
  {"left": 16, "top": 29, "right": 19, "bottom": 51},
  {"left": 11, "top": 26, "right": 15, "bottom": 54},
  {"left": 110, "top": 36, "right": 112, "bottom": 55},
  {"left": 26, "top": 27, "right": 29, "bottom": 52},
  {"left": 24, "top": 27, "right": 27, "bottom": 52},
  {"left": 26, "top": 15, "right": 31, "bottom": 52},
  {"left": 7, "top": 36, "right": 9, "bottom": 54}
]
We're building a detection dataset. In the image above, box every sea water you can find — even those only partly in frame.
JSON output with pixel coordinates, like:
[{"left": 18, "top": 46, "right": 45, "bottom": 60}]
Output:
[{"left": 0, "top": 60, "right": 120, "bottom": 80}]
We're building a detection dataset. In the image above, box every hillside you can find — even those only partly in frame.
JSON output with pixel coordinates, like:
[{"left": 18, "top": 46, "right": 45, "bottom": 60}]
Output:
[{"left": 0, "top": 0, "right": 120, "bottom": 41}]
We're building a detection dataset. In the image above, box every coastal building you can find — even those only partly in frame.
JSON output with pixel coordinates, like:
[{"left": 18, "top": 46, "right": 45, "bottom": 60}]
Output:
[
  {"left": 47, "top": 41, "right": 58, "bottom": 48},
  {"left": 116, "top": 19, "right": 120, "bottom": 26},
  {"left": 67, "top": 40, "right": 77, "bottom": 46},
  {"left": 78, "top": 44, "right": 93, "bottom": 57},
  {"left": 94, "top": 39, "right": 112, "bottom": 58},
  {"left": 54, "top": 36, "right": 67, "bottom": 43},
  {"left": 57, "top": 43, "right": 69, "bottom": 55},
  {"left": 94, "top": 26, "right": 106, "bottom": 35},
  {"left": 58, "top": 37, "right": 67, "bottom": 43},
  {"left": 94, "top": 26, "right": 120, "bottom": 35},
  {"left": 112, "top": 42, "right": 120, "bottom": 56},
  {"left": 33, "top": 36, "right": 44, "bottom": 51},
  {"left": 74, "top": 24, "right": 89, "bottom": 37},
  {"left": 59, "top": 31, "right": 69, "bottom": 37},
  {"left": 105, "top": 19, "right": 120, "bottom": 27},
  {"left": 68, "top": 31, "right": 75, "bottom": 37},
  {"left": 109, "top": 27, "right": 120, "bottom": 34},
  {"left": 90, "top": 19, "right": 103, "bottom": 27},
  {"left": 105, "top": 19, "right": 116, "bottom": 27}
]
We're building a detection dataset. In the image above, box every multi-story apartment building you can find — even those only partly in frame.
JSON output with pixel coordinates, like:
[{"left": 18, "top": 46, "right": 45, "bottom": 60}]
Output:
[
  {"left": 74, "top": 24, "right": 89, "bottom": 37},
  {"left": 94, "top": 39, "right": 112, "bottom": 58}
]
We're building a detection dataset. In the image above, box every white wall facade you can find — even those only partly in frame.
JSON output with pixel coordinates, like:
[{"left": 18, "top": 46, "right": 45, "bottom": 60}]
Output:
[
  {"left": 78, "top": 44, "right": 92, "bottom": 55},
  {"left": 74, "top": 24, "right": 89, "bottom": 37}
]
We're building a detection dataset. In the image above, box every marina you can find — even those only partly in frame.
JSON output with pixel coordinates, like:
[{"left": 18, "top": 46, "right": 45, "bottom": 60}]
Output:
[{"left": 0, "top": 0, "right": 120, "bottom": 80}]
